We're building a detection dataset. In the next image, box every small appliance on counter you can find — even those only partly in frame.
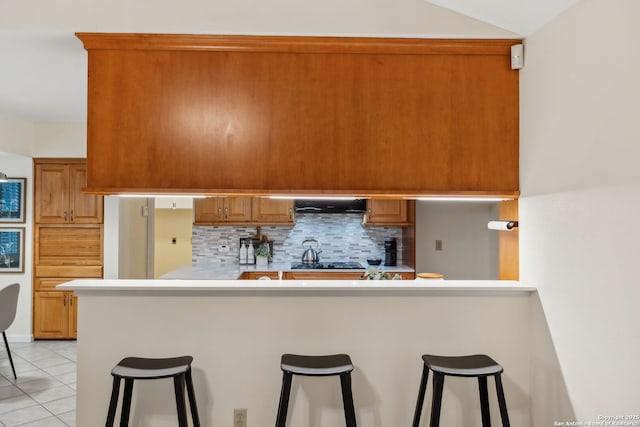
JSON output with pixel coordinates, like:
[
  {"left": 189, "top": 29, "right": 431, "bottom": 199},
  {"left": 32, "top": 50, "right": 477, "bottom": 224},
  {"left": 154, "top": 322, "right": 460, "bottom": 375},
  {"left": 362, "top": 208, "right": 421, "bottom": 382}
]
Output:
[{"left": 384, "top": 237, "right": 397, "bottom": 266}]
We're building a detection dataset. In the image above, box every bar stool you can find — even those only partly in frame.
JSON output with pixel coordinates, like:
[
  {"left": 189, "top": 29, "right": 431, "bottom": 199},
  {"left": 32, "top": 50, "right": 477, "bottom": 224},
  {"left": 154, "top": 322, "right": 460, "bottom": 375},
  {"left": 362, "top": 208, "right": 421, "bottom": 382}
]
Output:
[
  {"left": 412, "top": 354, "right": 510, "bottom": 427},
  {"left": 275, "top": 353, "right": 357, "bottom": 427},
  {"left": 106, "top": 356, "right": 200, "bottom": 427}
]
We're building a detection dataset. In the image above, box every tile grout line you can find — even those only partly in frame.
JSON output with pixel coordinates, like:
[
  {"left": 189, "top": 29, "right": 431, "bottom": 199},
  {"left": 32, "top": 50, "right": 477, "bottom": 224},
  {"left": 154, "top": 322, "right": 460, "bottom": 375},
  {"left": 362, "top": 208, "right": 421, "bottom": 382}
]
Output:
[{"left": 1, "top": 342, "right": 77, "bottom": 427}]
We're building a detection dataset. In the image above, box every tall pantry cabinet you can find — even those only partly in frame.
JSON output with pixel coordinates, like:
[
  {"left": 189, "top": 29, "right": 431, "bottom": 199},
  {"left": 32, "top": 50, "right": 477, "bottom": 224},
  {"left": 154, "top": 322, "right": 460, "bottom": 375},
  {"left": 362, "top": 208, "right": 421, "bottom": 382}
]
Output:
[{"left": 33, "top": 159, "right": 104, "bottom": 339}]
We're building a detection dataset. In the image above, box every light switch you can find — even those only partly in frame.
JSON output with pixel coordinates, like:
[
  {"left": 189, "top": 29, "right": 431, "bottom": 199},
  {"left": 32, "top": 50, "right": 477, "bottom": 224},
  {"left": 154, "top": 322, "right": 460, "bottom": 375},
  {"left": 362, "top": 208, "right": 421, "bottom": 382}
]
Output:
[{"left": 435, "top": 240, "right": 443, "bottom": 251}]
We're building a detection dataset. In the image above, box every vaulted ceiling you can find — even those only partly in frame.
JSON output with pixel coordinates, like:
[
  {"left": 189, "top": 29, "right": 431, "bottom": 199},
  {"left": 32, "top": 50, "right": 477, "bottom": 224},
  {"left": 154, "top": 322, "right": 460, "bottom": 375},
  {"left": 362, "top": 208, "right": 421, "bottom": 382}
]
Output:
[{"left": 0, "top": 0, "right": 580, "bottom": 124}]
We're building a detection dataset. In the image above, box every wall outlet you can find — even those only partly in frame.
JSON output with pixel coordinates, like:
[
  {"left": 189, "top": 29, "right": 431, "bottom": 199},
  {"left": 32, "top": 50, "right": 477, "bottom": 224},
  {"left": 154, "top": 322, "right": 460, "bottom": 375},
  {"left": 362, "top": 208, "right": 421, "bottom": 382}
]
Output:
[
  {"left": 218, "top": 239, "right": 230, "bottom": 252},
  {"left": 234, "top": 408, "right": 247, "bottom": 427}
]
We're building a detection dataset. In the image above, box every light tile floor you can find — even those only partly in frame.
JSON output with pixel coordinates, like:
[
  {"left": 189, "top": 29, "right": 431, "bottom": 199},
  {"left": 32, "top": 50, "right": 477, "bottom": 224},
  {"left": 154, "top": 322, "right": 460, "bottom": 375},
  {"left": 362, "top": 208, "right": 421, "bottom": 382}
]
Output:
[{"left": 0, "top": 340, "right": 76, "bottom": 427}]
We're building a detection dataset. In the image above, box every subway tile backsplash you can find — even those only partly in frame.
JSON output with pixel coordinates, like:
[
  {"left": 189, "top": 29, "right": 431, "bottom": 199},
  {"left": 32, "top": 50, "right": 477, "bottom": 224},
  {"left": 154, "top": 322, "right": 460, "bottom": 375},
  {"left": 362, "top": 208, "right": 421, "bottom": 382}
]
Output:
[{"left": 192, "top": 213, "right": 403, "bottom": 265}]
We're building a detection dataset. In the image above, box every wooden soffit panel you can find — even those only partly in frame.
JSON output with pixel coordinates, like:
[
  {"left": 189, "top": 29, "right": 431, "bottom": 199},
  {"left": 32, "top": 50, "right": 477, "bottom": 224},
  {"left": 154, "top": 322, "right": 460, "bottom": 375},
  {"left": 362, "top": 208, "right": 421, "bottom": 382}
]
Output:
[{"left": 77, "top": 33, "right": 521, "bottom": 197}]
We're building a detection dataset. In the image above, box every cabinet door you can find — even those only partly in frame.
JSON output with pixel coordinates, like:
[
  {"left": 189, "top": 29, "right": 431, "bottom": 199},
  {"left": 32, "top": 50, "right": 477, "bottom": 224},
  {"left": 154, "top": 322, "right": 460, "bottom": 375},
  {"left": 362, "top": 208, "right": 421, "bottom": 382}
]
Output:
[
  {"left": 251, "top": 199, "right": 294, "bottom": 224},
  {"left": 34, "top": 291, "right": 69, "bottom": 339},
  {"left": 69, "top": 164, "right": 104, "bottom": 224},
  {"left": 364, "top": 200, "right": 408, "bottom": 226},
  {"left": 193, "top": 197, "right": 223, "bottom": 224},
  {"left": 69, "top": 292, "right": 78, "bottom": 338},
  {"left": 286, "top": 271, "right": 364, "bottom": 280},
  {"left": 35, "top": 164, "right": 70, "bottom": 223},
  {"left": 224, "top": 197, "right": 252, "bottom": 223},
  {"left": 243, "top": 271, "right": 280, "bottom": 280}
]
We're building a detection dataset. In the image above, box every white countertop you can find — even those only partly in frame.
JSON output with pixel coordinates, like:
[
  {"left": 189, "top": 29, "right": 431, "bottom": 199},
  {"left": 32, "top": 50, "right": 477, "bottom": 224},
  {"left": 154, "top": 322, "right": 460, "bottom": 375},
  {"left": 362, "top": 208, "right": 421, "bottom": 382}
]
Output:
[
  {"left": 159, "top": 261, "right": 416, "bottom": 280},
  {"left": 59, "top": 278, "right": 536, "bottom": 295}
]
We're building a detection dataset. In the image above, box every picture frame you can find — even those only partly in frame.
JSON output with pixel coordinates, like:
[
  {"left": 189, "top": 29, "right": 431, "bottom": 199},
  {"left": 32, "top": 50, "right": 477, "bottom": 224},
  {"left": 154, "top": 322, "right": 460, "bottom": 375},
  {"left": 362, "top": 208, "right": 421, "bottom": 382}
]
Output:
[
  {"left": 0, "top": 227, "right": 25, "bottom": 273},
  {"left": 0, "top": 178, "right": 26, "bottom": 223}
]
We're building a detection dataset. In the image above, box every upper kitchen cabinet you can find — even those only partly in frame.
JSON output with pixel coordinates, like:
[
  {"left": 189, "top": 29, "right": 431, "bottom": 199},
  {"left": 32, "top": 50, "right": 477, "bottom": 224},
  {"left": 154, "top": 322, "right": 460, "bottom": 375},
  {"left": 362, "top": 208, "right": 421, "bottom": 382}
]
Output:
[
  {"left": 35, "top": 159, "right": 103, "bottom": 224},
  {"left": 363, "top": 199, "right": 409, "bottom": 226},
  {"left": 194, "top": 197, "right": 294, "bottom": 225},
  {"left": 194, "top": 197, "right": 252, "bottom": 225},
  {"left": 77, "top": 34, "right": 520, "bottom": 198},
  {"left": 251, "top": 198, "right": 294, "bottom": 225}
]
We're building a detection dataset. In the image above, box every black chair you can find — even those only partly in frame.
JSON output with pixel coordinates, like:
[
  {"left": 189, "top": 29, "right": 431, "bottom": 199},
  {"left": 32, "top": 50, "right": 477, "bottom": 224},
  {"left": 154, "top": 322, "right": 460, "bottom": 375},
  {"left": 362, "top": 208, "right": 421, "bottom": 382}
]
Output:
[
  {"left": 412, "top": 354, "right": 510, "bottom": 427},
  {"left": 106, "top": 356, "right": 200, "bottom": 427},
  {"left": 0, "top": 283, "right": 19, "bottom": 381},
  {"left": 276, "top": 354, "right": 357, "bottom": 427}
]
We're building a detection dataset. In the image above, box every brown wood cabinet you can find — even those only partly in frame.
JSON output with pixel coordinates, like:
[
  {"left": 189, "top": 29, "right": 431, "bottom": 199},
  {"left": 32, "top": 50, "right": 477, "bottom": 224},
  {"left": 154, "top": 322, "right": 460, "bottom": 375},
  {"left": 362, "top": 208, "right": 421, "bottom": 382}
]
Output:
[
  {"left": 362, "top": 200, "right": 409, "bottom": 226},
  {"left": 240, "top": 270, "right": 414, "bottom": 280},
  {"left": 33, "top": 158, "right": 104, "bottom": 339},
  {"left": 78, "top": 34, "right": 520, "bottom": 197},
  {"left": 35, "top": 160, "right": 103, "bottom": 224},
  {"left": 193, "top": 197, "right": 252, "bottom": 225},
  {"left": 33, "top": 290, "right": 77, "bottom": 339},
  {"left": 251, "top": 199, "right": 294, "bottom": 224},
  {"left": 285, "top": 271, "right": 364, "bottom": 280},
  {"left": 242, "top": 272, "right": 281, "bottom": 280},
  {"left": 194, "top": 197, "right": 294, "bottom": 225}
]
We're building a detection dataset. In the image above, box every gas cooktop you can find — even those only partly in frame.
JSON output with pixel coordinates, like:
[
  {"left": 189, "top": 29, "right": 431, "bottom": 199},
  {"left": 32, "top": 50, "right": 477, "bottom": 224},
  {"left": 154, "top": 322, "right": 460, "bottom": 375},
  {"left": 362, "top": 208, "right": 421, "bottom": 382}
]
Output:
[{"left": 290, "top": 262, "right": 364, "bottom": 270}]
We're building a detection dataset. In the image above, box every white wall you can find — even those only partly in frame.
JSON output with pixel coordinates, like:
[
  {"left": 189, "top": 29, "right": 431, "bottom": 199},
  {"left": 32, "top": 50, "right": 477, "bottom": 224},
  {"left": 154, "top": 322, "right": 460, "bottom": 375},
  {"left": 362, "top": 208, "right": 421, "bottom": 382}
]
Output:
[
  {"left": 0, "top": 0, "right": 514, "bottom": 37},
  {"left": 32, "top": 123, "right": 86, "bottom": 157},
  {"left": 415, "top": 201, "right": 498, "bottom": 279},
  {"left": 0, "top": 154, "right": 33, "bottom": 341},
  {"left": 0, "top": 113, "right": 34, "bottom": 157},
  {"left": 153, "top": 208, "right": 192, "bottom": 278},
  {"left": 520, "top": 0, "right": 640, "bottom": 422},
  {"left": 118, "top": 197, "right": 149, "bottom": 279}
]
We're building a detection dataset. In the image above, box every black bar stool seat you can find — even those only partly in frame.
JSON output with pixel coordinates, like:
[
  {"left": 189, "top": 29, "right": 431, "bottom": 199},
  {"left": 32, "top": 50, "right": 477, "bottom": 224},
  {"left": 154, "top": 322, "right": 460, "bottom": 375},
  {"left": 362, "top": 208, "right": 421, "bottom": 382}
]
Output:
[
  {"left": 422, "top": 354, "right": 504, "bottom": 377},
  {"left": 106, "top": 356, "right": 200, "bottom": 427},
  {"left": 412, "top": 354, "right": 510, "bottom": 427},
  {"left": 276, "top": 354, "right": 357, "bottom": 427}
]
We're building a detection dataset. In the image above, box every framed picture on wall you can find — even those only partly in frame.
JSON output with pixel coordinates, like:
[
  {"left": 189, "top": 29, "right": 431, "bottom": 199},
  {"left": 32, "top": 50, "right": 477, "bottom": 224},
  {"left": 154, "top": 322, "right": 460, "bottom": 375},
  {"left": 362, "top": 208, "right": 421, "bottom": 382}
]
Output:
[
  {"left": 0, "top": 178, "right": 26, "bottom": 223},
  {"left": 0, "top": 227, "right": 25, "bottom": 273}
]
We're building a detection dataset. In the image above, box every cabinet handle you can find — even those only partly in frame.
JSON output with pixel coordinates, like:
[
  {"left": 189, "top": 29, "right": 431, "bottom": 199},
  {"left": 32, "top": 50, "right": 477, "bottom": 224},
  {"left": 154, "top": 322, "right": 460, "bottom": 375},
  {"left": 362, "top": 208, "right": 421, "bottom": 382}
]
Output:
[
  {"left": 289, "top": 208, "right": 293, "bottom": 220},
  {"left": 367, "top": 209, "right": 372, "bottom": 220},
  {"left": 70, "top": 210, "right": 74, "bottom": 222},
  {"left": 63, "top": 210, "right": 67, "bottom": 221},
  {"left": 70, "top": 295, "right": 73, "bottom": 306},
  {"left": 217, "top": 207, "right": 222, "bottom": 219},
  {"left": 224, "top": 207, "right": 229, "bottom": 220},
  {"left": 63, "top": 294, "right": 67, "bottom": 306}
]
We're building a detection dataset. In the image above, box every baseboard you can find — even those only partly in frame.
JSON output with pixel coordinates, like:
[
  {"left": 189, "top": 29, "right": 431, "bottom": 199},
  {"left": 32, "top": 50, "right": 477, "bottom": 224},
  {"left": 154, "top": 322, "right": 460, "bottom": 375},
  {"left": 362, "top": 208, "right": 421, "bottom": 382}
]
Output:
[{"left": 4, "top": 334, "right": 34, "bottom": 343}]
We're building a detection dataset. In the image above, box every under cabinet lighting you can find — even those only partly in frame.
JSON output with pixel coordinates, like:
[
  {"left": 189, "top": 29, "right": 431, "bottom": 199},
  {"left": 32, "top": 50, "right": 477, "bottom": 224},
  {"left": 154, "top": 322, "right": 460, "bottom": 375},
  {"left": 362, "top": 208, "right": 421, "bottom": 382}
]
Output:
[
  {"left": 117, "top": 194, "right": 206, "bottom": 198},
  {"left": 416, "top": 197, "right": 510, "bottom": 202},
  {"left": 268, "top": 196, "right": 358, "bottom": 200}
]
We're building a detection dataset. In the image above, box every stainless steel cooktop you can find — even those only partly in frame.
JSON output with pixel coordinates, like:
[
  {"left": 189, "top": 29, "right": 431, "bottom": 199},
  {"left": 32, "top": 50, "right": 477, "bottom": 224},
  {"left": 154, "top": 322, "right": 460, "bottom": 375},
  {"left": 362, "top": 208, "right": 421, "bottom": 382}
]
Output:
[{"left": 290, "top": 262, "right": 364, "bottom": 270}]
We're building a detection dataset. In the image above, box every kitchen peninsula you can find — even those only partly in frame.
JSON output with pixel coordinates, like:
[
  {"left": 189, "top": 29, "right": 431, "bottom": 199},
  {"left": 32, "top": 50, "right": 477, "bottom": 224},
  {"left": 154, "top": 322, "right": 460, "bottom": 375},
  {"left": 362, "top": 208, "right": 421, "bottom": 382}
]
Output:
[{"left": 61, "top": 278, "right": 535, "bottom": 426}]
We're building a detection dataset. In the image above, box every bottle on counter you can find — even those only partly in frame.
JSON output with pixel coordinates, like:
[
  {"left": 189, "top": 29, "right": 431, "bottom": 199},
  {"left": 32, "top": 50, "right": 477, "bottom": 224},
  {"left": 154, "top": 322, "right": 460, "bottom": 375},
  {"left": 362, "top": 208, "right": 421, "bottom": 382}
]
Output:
[
  {"left": 239, "top": 240, "right": 247, "bottom": 265},
  {"left": 247, "top": 241, "right": 255, "bottom": 265}
]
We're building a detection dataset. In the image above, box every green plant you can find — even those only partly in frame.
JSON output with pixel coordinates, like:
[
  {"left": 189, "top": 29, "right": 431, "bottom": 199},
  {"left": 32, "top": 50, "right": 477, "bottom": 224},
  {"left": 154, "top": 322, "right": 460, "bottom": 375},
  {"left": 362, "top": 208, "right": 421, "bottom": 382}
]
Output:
[
  {"left": 362, "top": 266, "right": 402, "bottom": 280},
  {"left": 255, "top": 246, "right": 270, "bottom": 257}
]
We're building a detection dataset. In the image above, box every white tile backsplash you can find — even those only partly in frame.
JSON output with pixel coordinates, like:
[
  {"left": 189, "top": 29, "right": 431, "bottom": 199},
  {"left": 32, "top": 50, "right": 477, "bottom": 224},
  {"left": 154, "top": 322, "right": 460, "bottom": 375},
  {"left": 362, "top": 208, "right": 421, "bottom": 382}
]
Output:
[{"left": 192, "top": 213, "right": 403, "bottom": 265}]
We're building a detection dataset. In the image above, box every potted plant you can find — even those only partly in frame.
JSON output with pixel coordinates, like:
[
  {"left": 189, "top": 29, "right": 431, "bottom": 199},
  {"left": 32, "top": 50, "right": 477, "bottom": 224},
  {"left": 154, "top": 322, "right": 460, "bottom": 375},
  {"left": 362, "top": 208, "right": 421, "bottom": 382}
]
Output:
[
  {"left": 255, "top": 245, "right": 270, "bottom": 267},
  {"left": 362, "top": 266, "right": 402, "bottom": 280}
]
